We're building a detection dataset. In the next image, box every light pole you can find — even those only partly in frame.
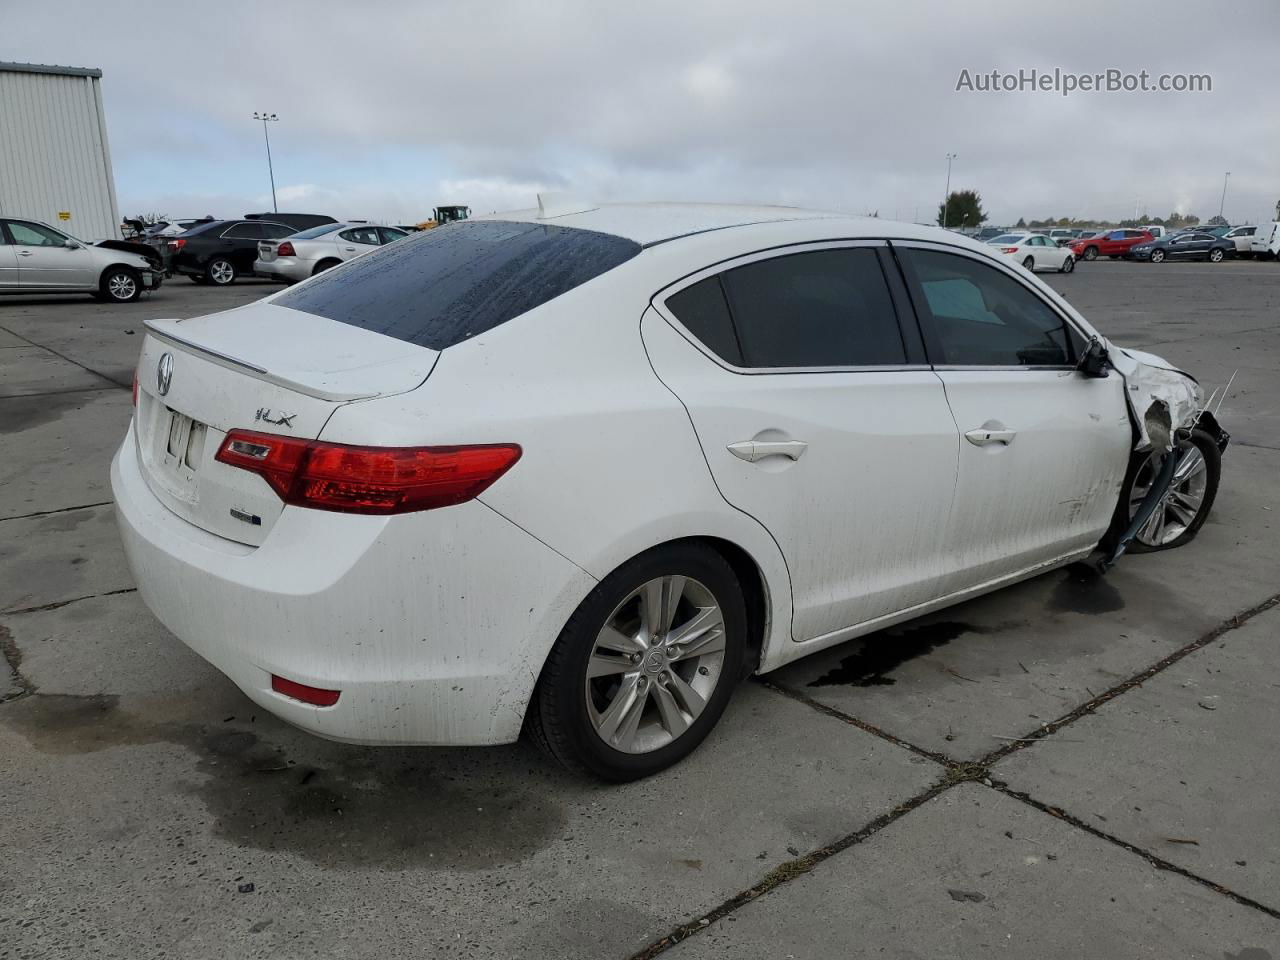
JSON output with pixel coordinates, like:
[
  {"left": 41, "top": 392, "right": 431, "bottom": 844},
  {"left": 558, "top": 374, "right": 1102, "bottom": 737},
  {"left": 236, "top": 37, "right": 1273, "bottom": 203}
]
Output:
[
  {"left": 1218, "top": 171, "right": 1231, "bottom": 221},
  {"left": 253, "top": 112, "right": 280, "bottom": 213},
  {"left": 942, "top": 153, "right": 957, "bottom": 228}
]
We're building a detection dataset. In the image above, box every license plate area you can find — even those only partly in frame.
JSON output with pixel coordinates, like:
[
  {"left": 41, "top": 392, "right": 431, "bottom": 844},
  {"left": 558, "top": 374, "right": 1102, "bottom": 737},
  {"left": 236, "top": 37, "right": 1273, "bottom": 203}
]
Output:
[{"left": 157, "top": 409, "right": 207, "bottom": 499}]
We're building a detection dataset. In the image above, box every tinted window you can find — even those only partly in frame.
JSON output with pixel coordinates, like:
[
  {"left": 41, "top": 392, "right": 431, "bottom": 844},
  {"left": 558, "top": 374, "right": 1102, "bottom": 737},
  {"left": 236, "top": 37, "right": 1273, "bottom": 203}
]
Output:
[
  {"left": 905, "top": 249, "right": 1076, "bottom": 366},
  {"left": 274, "top": 220, "right": 641, "bottom": 350},
  {"left": 719, "top": 249, "right": 906, "bottom": 368},
  {"left": 260, "top": 223, "right": 295, "bottom": 239},
  {"left": 181, "top": 221, "right": 228, "bottom": 236},
  {"left": 7, "top": 221, "right": 66, "bottom": 246},
  {"left": 290, "top": 224, "right": 343, "bottom": 240},
  {"left": 340, "top": 227, "right": 381, "bottom": 245},
  {"left": 223, "top": 222, "right": 263, "bottom": 239},
  {"left": 378, "top": 227, "right": 408, "bottom": 244},
  {"left": 666, "top": 277, "right": 742, "bottom": 365}
]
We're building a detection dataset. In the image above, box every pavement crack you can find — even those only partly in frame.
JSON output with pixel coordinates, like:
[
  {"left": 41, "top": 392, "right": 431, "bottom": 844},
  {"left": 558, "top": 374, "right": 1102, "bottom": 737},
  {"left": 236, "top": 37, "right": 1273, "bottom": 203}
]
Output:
[
  {"left": 757, "top": 677, "right": 957, "bottom": 768},
  {"left": 980, "top": 591, "right": 1280, "bottom": 767},
  {"left": 0, "top": 624, "right": 36, "bottom": 702},
  {"left": 989, "top": 782, "right": 1280, "bottom": 921},
  {"left": 0, "top": 323, "right": 131, "bottom": 390},
  {"left": 4, "top": 587, "right": 137, "bottom": 616},
  {"left": 0, "top": 501, "right": 113, "bottom": 523},
  {"left": 626, "top": 775, "right": 961, "bottom": 960}
]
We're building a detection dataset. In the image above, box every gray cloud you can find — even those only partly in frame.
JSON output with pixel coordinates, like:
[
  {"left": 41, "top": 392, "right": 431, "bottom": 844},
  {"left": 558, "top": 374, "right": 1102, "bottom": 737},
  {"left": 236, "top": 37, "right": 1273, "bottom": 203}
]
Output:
[{"left": 8, "top": 0, "right": 1278, "bottom": 224}]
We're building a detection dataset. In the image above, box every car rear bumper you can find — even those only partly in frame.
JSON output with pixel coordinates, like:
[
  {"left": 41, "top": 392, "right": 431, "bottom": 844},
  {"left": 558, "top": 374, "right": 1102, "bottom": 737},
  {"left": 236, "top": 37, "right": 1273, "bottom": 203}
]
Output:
[
  {"left": 111, "top": 424, "right": 596, "bottom": 746},
  {"left": 252, "top": 257, "right": 310, "bottom": 283}
]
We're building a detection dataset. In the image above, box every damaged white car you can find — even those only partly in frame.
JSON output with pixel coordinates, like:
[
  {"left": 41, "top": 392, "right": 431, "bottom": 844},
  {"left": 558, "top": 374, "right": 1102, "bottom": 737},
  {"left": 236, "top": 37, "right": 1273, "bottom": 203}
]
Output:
[{"left": 111, "top": 201, "right": 1227, "bottom": 781}]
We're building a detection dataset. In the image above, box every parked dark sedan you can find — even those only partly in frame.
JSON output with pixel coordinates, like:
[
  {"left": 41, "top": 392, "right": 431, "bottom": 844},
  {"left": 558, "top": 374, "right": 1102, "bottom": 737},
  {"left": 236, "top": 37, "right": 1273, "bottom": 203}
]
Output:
[
  {"left": 1128, "top": 232, "right": 1235, "bottom": 263},
  {"left": 168, "top": 219, "right": 296, "bottom": 285}
]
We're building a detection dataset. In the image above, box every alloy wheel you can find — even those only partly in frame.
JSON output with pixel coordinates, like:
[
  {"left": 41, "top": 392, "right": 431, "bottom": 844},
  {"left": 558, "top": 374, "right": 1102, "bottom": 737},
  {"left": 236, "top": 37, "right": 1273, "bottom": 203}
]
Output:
[
  {"left": 1209, "top": 249, "right": 1224, "bottom": 262},
  {"left": 1129, "top": 441, "right": 1210, "bottom": 546},
  {"left": 107, "top": 272, "right": 137, "bottom": 300},
  {"left": 1151, "top": 250, "right": 1165, "bottom": 263},
  {"left": 209, "top": 260, "right": 235, "bottom": 284},
  {"left": 585, "top": 575, "right": 726, "bottom": 754}
]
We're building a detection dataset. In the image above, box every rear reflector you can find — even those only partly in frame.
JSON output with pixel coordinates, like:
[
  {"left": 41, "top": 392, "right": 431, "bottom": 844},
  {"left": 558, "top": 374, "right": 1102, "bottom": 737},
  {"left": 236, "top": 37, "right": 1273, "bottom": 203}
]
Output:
[
  {"left": 215, "top": 429, "right": 521, "bottom": 515},
  {"left": 271, "top": 674, "right": 341, "bottom": 707}
]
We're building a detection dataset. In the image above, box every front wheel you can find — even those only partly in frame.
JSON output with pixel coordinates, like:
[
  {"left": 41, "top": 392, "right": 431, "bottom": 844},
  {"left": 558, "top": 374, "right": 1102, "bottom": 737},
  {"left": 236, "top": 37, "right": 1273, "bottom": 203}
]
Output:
[
  {"left": 1059, "top": 255, "right": 1075, "bottom": 274},
  {"left": 1111, "top": 430, "right": 1221, "bottom": 553},
  {"left": 1083, "top": 246, "right": 1099, "bottom": 261},
  {"left": 526, "top": 543, "right": 746, "bottom": 781},
  {"left": 1150, "top": 249, "right": 1166, "bottom": 263},
  {"left": 98, "top": 267, "right": 142, "bottom": 303}
]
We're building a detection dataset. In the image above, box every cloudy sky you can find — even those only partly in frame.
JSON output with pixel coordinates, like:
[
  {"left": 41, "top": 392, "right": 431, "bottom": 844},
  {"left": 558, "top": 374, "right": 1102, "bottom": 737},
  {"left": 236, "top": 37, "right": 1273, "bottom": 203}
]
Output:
[{"left": 6, "top": 1, "right": 1278, "bottom": 226}]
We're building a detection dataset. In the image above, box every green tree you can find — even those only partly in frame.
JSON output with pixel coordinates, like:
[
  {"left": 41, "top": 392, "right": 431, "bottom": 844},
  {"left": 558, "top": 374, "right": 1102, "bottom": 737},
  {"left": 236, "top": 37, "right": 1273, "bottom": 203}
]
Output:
[
  {"left": 937, "top": 190, "right": 987, "bottom": 229},
  {"left": 1014, "top": 217, "right": 1027, "bottom": 228}
]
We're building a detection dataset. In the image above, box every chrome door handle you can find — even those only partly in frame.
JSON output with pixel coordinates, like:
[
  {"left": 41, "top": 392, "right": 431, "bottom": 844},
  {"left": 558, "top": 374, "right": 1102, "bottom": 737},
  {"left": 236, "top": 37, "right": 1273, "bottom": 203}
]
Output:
[
  {"left": 727, "top": 440, "right": 808, "bottom": 462},
  {"left": 965, "top": 427, "right": 1017, "bottom": 446},
  {"left": 343, "top": 246, "right": 357, "bottom": 251},
  {"left": 18, "top": 251, "right": 33, "bottom": 257}
]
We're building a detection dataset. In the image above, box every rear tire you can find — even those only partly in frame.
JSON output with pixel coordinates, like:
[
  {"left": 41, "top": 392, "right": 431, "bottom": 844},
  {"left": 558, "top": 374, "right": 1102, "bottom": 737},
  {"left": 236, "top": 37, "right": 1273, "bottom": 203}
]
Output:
[
  {"left": 1083, "top": 246, "right": 1099, "bottom": 261},
  {"left": 313, "top": 259, "right": 342, "bottom": 276},
  {"left": 1209, "top": 248, "right": 1225, "bottom": 263},
  {"left": 99, "top": 266, "right": 142, "bottom": 303},
  {"left": 526, "top": 543, "right": 746, "bottom": 782},
  {"left": 206, "top": 258, "right": 236, "bottom": 285},
  {"left": 1021, "top": 256, "right": 1035, "bottom": 271}
]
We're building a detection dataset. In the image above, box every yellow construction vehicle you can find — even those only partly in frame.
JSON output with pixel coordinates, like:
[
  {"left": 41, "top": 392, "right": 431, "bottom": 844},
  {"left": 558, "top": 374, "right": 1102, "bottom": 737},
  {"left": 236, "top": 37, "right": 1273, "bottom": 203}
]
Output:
[{"left": 415, "top": 205, "right": 472, "bottom": 231}]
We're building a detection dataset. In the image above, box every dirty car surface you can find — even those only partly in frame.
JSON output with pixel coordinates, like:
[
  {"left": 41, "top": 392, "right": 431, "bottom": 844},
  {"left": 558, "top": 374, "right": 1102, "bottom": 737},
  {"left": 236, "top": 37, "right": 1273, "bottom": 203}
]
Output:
[{"left": 109, "top": 202, "right": 1224, "bottom": 781}]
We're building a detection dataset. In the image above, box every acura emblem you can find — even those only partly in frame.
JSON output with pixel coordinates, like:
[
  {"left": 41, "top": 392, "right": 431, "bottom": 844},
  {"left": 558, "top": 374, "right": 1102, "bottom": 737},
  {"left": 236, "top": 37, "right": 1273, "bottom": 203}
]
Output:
[{"left": 157, "top": 352, "right": 174, "bottom": 396}]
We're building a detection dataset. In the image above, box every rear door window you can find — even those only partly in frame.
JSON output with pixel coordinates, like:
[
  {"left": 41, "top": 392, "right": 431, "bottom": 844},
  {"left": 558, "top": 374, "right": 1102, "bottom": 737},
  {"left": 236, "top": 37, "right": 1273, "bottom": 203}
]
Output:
[
  {"left": 719, "top": 249, "right": 907, "bottom": 368},
  {"left": 273, "top": 220, "right": 641, "bottom": 350},
  {"left": 222, "top": 222, "right": 264, "bottom": 240},
  {"left": 665, "top": 277, "right": 743, "bottom": 366},
  {"left": 340, "top": 227, "right": 381, "bottom": 245}
]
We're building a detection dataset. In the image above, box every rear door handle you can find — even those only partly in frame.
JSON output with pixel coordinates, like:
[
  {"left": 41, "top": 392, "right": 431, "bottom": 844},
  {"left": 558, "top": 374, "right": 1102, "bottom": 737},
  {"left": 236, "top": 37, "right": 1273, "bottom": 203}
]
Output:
[
  {"left": 965, "top": 427, "right": 1017, "bottom": 446},
  {"left": 727, "top": 440, "right": 808, "bottom": 462}
]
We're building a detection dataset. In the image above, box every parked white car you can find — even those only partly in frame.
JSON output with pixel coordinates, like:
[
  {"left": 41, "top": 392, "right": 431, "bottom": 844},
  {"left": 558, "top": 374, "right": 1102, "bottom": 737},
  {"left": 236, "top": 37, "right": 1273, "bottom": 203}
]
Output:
[
  {"left": 1248, "top": 222, "right": 1280, "bottom": 259},
  {"left": 112, "top": 202, "right": 1224, "bottom": 781},
  {"left": 0, "top": 217, "right": 162, "bottom": 302},
  {"left": 254, "top": 222, "right": 408, "bottom": 283},
  {"left": 987, "top": 232, "right": 1075, "bottom": 273},
  {"left": 1222, "top": 225, "right": 1257, "bottom": 255}
]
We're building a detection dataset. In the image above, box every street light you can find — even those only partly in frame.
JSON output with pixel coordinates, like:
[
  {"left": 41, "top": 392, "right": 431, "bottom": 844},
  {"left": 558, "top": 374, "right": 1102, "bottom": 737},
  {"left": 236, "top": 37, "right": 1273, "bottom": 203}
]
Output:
[
  {"left": 1218, "top": 171, "right": 1231, "bottom": 221},
  {"left": 253, "top": 112, "right": 280, "bottom": 213},
  {"left": 942, "top": 153, "right": 958, "bottom": 228}
]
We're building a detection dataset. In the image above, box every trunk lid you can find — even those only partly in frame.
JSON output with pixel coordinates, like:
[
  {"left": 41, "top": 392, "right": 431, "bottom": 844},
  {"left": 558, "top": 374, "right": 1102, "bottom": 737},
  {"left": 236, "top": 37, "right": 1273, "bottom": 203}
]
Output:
[
  {"left": 134, "top": 303, "right": 438, "bottom": 545},
  {"left": 257, "top": 240, "right": 280, "bottom": 263}
]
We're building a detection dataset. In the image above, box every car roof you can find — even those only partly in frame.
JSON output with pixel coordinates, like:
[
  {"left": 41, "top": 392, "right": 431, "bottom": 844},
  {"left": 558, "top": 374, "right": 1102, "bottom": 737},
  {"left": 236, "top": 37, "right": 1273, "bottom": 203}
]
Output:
[
  {"left": 474, "top": 201, "right": 1017, "bottom": 253},
  {"left": 477, "top": 201, "right": 844, "bottom": 246}
]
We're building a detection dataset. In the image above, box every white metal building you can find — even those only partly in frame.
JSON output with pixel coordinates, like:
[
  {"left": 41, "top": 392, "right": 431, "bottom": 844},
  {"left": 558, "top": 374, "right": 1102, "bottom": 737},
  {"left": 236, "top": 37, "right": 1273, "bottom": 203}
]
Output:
[{"left": 0, "top": 61, "right": 121, "bottom": 240}]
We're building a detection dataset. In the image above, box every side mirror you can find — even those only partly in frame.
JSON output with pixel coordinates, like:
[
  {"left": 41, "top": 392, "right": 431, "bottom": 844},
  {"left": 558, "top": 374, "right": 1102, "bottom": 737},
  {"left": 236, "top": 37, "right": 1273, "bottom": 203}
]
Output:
[
  {"left": 63, "top": 238, "right": 80, "bottom": 250},
  {"left": 1077, "top": 337, "right": 1110, "bottom": 378}
]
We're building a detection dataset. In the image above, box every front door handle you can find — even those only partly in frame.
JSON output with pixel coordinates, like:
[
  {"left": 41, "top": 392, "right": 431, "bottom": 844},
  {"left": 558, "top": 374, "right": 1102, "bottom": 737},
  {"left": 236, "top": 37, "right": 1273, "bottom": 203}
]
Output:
[
  {"left": 965, "top": 426, "right": 1017, "bottom": 446},
  {"left": 18, "top": 250, "right": 33, "bottom": 257},
  {"left": 728, "top": 440, "right": 808, "bottom": 462}
]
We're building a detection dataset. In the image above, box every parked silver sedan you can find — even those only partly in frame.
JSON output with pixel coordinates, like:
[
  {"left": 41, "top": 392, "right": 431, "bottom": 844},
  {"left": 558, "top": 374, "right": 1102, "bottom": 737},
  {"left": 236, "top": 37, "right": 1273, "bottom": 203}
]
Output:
[{"left": 253, "top": 223, "right": 408, "bottom": 283}]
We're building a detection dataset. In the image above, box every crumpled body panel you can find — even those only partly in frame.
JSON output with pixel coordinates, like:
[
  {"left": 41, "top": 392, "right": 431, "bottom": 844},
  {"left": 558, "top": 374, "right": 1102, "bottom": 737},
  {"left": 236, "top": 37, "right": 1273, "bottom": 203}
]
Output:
[{"left": 1108, "top": 345, "right": 1204, "bottom": 452}]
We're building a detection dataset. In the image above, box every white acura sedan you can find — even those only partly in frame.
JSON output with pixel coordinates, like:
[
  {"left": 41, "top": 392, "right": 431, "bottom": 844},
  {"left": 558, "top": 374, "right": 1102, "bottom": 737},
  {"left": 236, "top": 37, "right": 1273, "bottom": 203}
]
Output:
[
  {"left": 987, "top": 232, "right": 1076, "bottom": 273},
  {"left": 112, "top": 201, "right": 1225, "bottom": 781}
]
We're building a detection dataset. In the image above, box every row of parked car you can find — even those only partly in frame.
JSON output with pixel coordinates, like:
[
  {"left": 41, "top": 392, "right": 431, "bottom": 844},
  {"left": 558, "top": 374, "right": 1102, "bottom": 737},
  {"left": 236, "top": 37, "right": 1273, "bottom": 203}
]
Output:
[{"left": 980, "top": 221, "right": 1280, "bottom": 270}]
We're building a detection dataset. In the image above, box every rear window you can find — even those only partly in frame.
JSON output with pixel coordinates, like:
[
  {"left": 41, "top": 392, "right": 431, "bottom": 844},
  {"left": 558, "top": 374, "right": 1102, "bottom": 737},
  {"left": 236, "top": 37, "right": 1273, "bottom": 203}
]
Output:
[
  {"left": 273, "top": 220, "right": 641, "bottom": 350},
  {"left": 290, "top": 223, "right": 343, "bottom": 240}
]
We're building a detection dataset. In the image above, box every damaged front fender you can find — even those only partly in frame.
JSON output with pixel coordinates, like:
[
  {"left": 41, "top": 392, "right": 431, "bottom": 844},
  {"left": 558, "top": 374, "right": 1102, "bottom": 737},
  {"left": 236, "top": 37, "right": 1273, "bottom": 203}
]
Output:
[{"left": 1107, "top": 345, "right": 1204, "bottom": 453}]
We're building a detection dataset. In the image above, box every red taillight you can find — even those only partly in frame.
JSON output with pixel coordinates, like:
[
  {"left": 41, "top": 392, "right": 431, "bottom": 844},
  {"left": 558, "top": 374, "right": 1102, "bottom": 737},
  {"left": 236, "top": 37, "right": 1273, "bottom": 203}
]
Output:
[
  {"left": 215, "top": 429, "right": 522, "bottom": 515},
  {"left": 276, "top": 241, "right": 295, "bottom": 257},
  {"left": 168, "top": 238, "right": 186, "bottom": 250},
  {"left": 271, "top": 674, "right": 340, "bottom": 707},
  {"left": 1001, "top": 247, "right": 1018, "bottom": 254}
]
